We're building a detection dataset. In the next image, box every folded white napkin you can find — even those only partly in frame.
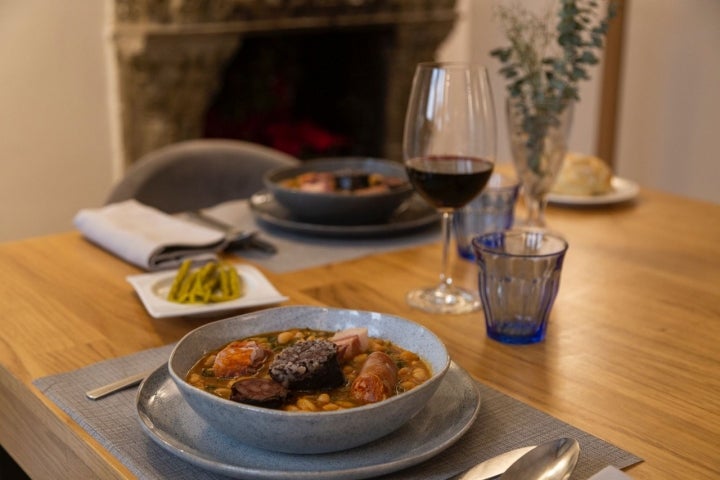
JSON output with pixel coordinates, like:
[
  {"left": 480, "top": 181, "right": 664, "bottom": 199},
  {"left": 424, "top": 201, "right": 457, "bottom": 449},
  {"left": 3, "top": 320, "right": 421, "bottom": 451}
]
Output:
[
  {"left": 589, "top": 466, "right": 634, "bottom": 479},
  {"left": 74, "top": 200, "right": 226, "bottom": 270}
]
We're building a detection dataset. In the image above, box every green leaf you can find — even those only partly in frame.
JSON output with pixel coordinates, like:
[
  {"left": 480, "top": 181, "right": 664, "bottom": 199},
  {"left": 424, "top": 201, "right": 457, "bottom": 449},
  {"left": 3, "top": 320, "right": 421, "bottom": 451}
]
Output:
[
  {"left": 490, "top": 47, "right": 513, "bottom": 62},
  {"left": 572, "top": 66, "right": 589, "bottom": 80},
  {"left": 550, "top": 78, "right": 567, "bottom": 93},
  {"left": 499, "top": 66, "right": 519, "bottom": 79},
  {"left": 579, "top": 50, "right": 599, "bottom": 64}
]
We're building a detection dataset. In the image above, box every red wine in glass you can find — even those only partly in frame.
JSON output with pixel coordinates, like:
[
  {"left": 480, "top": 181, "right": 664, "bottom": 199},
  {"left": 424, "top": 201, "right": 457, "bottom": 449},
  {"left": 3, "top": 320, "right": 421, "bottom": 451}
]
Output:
[{"left": 406, "top": 156, "right": 494, "bottom": 209}]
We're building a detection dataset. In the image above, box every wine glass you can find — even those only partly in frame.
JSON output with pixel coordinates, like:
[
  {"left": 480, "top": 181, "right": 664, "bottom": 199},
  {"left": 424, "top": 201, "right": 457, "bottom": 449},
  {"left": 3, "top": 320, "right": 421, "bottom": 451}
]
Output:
[{"left": 403, "top": 62, "right": 497, "bottom": 314}]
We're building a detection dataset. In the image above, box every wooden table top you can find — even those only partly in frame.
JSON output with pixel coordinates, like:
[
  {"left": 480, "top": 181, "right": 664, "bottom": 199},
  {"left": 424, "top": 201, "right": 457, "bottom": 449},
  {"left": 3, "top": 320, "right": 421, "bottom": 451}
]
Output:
[{"left": 1, "top": 187, "right": 718, "bottom": 479}]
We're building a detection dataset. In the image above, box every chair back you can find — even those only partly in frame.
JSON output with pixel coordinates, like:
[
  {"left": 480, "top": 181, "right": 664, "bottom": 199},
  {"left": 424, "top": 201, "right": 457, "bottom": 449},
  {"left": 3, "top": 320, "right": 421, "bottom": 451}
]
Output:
[{"left": 106, "top": 139, "right": 300, "bottom": 213}]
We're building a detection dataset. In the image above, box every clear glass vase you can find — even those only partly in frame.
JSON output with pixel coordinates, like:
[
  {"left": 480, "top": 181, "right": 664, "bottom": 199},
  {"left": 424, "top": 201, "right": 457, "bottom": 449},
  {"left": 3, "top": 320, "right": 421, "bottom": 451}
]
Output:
[{"left": 506, "top": 98, "right": 574, "bottom": 228}]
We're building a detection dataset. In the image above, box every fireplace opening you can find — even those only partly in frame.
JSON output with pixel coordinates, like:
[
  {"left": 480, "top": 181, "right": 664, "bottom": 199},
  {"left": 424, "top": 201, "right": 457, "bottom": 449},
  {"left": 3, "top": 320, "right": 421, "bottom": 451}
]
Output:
[
  {"left": 203, "top": 28, "right": 393, "bottom": 160},
  {"left": 113, "top": 1, "right": 457, "bottom": 167}
]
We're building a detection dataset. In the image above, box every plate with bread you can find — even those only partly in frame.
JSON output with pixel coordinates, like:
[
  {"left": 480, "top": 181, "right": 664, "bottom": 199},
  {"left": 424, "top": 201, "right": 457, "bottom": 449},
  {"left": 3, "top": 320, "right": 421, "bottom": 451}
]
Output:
[{"left": 548, "top": 153, "right": 639, "bottom": 206}]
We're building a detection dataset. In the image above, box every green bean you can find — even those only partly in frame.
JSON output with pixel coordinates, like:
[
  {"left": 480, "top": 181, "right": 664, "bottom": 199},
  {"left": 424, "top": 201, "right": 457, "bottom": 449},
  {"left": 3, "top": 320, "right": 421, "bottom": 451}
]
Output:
[
  {"left": 228, "top": 266, "right": 243, "bottom": 298},
  {"left": 168, "top": 259, "right": 192, "bottom": 301},
  {"left": 167, "top": 261, "right": 244, "bottom": 304},
  {"left": 203, "top": 275, "right": 219, "bottom": 303},
  {"left": 197, "top": 262, "right": 217, "bottom": 285},
  {"left": 219, "top": 267, "right": 230, "bottom": 297},
  {"left": 189, "top": 272, "right": 208, "bottom": 303},
  {"left": 175, "top": 270, "right": 197, "bottom": 303}
]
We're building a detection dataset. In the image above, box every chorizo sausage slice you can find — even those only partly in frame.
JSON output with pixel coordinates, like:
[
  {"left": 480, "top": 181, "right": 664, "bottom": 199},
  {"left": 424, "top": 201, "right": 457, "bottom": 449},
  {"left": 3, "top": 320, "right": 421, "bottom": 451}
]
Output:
[
  {"left": 213, "top": 340, "right": 270, "bottom": 378},
  {"left": 350, "top": 351, "right": 398, "bottom": 404}
]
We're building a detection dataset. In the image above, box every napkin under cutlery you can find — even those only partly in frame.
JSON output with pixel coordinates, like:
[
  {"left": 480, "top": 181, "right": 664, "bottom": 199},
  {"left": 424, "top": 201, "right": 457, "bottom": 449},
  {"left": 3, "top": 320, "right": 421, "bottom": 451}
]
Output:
[
  {"left": 74, "top": 200, "right": 225, "bottom": 270},
  {"left": 588, "top": 466, "right": 634, "bottom": 479}
]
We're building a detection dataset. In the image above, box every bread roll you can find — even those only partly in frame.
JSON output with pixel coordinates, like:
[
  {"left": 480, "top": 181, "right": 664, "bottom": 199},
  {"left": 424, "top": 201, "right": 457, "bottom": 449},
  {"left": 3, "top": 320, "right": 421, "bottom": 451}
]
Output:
[{"left": 552, "top": 153, "right": 613, "bottom": 196}]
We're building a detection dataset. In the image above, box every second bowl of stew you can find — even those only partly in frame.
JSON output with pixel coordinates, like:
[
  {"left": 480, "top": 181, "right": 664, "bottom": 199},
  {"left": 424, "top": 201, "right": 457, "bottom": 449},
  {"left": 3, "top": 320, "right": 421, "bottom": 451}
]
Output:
[{"left": 263, "top": 157, "right": 414, "bottom": 225}]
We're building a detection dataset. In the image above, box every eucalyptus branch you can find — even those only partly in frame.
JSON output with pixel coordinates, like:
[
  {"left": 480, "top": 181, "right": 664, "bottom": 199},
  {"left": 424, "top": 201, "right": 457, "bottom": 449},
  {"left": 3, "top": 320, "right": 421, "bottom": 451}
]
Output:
[
  {"left": 491, "top": 0, "right": 615, "bottom": 173},
  {"left": 492, "top": 0, "right": 614, "bottom": 112}
]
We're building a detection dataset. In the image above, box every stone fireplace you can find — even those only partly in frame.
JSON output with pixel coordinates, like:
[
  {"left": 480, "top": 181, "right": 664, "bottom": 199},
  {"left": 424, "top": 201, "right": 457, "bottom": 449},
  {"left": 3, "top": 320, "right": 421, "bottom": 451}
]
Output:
[{"left": 112, "top": 0, "right": 457, "bottom": 167}]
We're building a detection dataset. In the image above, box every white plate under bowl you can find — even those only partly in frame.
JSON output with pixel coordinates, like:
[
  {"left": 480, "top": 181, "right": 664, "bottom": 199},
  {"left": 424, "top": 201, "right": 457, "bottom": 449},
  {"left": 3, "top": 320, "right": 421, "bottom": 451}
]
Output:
[
  {"left": 136, "top": 361, "right": 480, "bottom": 479},
  {"left": 548, "top": 177, "right": 640, "bottom": 206},
  {"left": 127, "top": 264, "right": 287, "bottom": 318}
]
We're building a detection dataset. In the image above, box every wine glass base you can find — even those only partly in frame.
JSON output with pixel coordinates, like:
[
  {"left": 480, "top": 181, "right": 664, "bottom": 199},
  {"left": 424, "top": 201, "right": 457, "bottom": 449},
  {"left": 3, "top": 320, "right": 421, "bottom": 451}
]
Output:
[{"left": 406, "top": 285, "right": 480, "bottom": 314}]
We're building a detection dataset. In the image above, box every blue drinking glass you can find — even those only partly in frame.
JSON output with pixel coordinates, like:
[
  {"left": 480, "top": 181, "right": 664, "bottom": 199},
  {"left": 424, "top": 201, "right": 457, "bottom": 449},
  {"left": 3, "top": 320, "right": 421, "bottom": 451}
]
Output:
[{"left": 472, "top": 230, "right": 568, "bottom": 344}]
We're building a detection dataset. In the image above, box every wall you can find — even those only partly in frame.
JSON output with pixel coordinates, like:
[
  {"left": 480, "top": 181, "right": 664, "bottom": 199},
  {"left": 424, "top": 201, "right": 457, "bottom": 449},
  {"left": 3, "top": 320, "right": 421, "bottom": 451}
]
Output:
[
  {"left": 614, "top": 0, "right": 720, "bottom": 203},
  {"left": 0, "top": 1, "right": 116, "bottom": 243},
  {"left": 0, "top": 0, "right": 718, "bottom": 243}
]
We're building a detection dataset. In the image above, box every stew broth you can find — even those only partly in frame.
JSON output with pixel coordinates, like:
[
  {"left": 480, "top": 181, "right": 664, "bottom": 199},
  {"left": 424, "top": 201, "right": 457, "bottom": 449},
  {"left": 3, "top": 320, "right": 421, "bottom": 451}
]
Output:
[{"left": 186, "top": 328, "right": 432, "bottom": 411}]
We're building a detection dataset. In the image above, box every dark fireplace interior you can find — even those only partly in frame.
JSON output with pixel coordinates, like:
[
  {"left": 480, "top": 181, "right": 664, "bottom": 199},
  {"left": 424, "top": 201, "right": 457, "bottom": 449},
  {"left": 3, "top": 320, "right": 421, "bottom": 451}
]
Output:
[{"left": 203, "top": 29, "right": 392, "bottom": 160}]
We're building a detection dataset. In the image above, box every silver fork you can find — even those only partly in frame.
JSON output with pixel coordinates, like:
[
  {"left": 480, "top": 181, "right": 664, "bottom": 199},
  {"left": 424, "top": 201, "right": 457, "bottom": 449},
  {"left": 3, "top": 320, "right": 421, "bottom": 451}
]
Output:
[{"left": 186, "top": 210, "right": 277, "bottom": 254}]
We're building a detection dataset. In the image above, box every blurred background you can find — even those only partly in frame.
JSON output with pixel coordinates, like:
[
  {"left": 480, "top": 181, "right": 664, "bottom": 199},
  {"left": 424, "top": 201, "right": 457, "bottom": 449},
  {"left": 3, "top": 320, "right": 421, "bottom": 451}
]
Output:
[{"left": 1, "top": 0, "right": 718, "bottom": 243}]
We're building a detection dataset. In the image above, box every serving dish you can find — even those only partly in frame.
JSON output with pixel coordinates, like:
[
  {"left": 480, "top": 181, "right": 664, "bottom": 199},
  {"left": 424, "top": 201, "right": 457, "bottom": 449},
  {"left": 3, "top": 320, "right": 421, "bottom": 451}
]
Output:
[
  {"left": 548, "top": 177, "right": 639, "bottom": 206},
  {"left": 249, "top": 191, "right": 439, "bottom": 238},
  {"left": 137, "top": 361, "right": 480, "bottom": 479},
  {"left": 167, "top": 306, "right": 450, "bottom": 454},
  {"left": 263, "top": 157, "right": 414, "bottom": 225},
  {"left": 126, "top": 264, "right": 287, "bottom": 319}
]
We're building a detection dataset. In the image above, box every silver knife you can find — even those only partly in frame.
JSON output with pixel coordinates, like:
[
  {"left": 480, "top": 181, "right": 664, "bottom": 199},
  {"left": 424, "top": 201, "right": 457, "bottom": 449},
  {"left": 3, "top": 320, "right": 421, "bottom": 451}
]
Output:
[
  {"left": 449, "top": 445, "right": 537, "bottom": 480},
  {"left": 85, "top": 369, "right": 153, "bottom": 400}
]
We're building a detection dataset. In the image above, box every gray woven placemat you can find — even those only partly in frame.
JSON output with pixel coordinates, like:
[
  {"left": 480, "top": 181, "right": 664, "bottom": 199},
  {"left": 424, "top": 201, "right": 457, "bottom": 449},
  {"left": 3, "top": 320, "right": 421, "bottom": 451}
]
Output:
[
  {"left": 33, "top": 346, "right": 641, "bottom": 480},
  {"left": 197, "top": 200, "right": 441, "bottom": 274}
]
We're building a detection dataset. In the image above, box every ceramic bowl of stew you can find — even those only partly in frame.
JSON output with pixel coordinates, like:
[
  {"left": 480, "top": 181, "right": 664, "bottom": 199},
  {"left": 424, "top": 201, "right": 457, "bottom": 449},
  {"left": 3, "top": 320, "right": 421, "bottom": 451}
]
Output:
[
  {"left": 263, "top": 157, "right": 414, "bottom": 225},
  {"left": 168, "top": 305, "right": 450, "bottom": 454}
]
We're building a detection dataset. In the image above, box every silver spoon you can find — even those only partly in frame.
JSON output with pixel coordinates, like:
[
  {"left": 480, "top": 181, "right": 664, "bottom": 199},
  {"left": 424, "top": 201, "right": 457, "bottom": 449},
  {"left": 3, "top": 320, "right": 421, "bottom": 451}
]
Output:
[{"left": 500, "top": 438, "right": 580, "bottom": 480}]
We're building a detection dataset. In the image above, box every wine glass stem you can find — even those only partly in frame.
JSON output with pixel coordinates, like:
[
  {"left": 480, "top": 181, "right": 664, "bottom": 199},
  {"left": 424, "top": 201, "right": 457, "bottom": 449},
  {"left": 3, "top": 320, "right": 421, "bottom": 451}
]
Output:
[{"left": 439, "top": 211, "right": 453, "bottom": 288}]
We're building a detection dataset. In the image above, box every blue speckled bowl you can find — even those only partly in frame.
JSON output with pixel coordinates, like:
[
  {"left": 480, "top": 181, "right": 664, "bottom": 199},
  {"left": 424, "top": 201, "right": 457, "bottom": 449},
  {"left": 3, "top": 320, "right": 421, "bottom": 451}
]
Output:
[{"left": 168, "top": 306, "right": 450, "bottom": 454}]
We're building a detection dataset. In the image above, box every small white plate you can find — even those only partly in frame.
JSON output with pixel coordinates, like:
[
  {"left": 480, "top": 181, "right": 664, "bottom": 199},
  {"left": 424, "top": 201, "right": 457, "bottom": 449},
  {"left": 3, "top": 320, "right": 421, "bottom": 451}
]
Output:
[
  {"left": 127, "top": 264, "right": 288, "bottom": 318},
  {"left": 548, "top": 177, "right": 640, "bottom": 206}
]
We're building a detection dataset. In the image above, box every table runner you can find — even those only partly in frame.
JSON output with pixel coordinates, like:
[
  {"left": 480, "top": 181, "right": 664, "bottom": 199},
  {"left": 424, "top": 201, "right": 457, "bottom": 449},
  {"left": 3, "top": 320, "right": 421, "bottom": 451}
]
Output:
[
  {"left": 196, "top": 200, "right": 441, "bottom": 274},
  {"left": 33, "top": 346, "right": 641, "bottom": 480}
]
